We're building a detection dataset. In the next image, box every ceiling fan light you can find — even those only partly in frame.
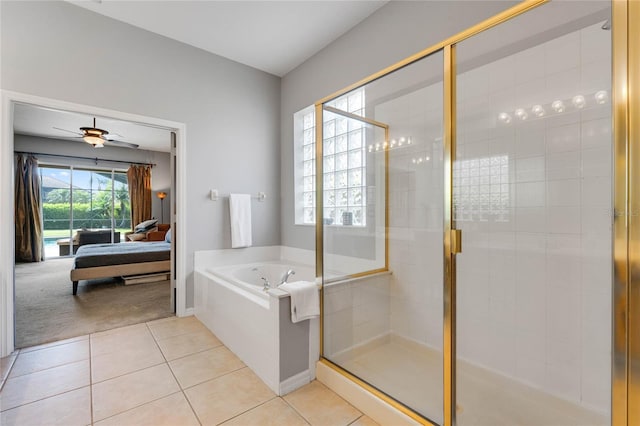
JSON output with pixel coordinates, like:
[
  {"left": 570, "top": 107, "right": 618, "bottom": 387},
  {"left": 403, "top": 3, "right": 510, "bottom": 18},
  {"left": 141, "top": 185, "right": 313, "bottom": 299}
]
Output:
[{"left": 83, "top": 134, "right": 104, "bottom": 146}]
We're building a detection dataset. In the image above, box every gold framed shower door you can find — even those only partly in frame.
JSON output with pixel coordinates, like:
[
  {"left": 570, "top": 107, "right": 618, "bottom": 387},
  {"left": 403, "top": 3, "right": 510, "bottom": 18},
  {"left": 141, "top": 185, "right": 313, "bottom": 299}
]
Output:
[
  {"left": 613, "top": 1, "right": 640, "bottom": 425},
  {"left": 314, "top": 0, "right": 638, "bottom": 424}
]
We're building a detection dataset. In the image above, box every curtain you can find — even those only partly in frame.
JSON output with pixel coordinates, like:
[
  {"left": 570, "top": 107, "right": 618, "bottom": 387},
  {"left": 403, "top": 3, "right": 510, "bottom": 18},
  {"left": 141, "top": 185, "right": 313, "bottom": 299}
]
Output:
[
  {"left": 15, "top": 155, "right": 44, "bottom": 262},
  {"left": 127, "top": 165, "right": 152, "bottom": 229}
]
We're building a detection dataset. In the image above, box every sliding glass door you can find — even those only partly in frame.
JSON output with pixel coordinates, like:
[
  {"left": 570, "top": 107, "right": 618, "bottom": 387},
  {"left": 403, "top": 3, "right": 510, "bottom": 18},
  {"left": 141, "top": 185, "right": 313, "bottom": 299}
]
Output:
[
  {"left": 40, "top": 166, "right": 72, "bottom": 257},
  {"left": 40, "top": 165, "right": 130, "bottom": 258},
  {"left": 70, "top": 169, "right": 130, "bottom": 231}
]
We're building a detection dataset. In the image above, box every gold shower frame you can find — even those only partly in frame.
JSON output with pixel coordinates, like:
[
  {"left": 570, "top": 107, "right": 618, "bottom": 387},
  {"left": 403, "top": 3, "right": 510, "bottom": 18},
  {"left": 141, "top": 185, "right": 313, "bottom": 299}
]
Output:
[{"left": 314, "top": 0, "right": 638, "bottom": 424}]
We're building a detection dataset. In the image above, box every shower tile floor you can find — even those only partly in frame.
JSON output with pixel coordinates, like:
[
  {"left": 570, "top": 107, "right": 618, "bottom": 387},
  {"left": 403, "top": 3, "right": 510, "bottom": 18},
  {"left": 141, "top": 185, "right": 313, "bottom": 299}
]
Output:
[
  {"left": 0, "top": 316, "right": 376, "bottom": 426},
  {"left": 337, "top": 336, "right": 608, "bottom": 426}
]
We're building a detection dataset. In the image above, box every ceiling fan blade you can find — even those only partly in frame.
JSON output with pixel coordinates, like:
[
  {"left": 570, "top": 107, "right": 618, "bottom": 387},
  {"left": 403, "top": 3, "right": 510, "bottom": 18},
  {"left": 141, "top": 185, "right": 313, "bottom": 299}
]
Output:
[
  {"left": 103, "top": 132, "right": 124, "bottom": 140},
  {"left": 53, "top": 127, "right": 83, "bottom": 136},
  {"left": 103, "top": 139, "right": 139, "bottom": 149}
]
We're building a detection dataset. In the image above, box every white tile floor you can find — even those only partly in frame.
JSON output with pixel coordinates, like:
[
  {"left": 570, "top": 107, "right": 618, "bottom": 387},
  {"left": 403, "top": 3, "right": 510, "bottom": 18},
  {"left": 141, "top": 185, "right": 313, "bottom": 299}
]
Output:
[{"left": 0, "top": 316, "right": 376, "bottom": 426}]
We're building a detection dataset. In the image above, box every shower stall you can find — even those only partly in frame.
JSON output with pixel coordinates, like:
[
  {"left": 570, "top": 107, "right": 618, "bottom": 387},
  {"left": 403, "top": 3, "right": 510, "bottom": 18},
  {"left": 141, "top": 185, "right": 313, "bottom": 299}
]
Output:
[{"left": 316, "top": 1, "right": 638, "bottom": 425}]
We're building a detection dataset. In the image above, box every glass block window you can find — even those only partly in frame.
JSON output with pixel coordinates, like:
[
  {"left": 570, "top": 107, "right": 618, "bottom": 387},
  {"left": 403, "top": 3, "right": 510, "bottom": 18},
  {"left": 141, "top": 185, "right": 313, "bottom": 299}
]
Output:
[
  {"left": 294, "top": 90, "right": 367, "bottom": 226},
  {"left": 453, "top": 155, "right": 510, "bottom": 222}
]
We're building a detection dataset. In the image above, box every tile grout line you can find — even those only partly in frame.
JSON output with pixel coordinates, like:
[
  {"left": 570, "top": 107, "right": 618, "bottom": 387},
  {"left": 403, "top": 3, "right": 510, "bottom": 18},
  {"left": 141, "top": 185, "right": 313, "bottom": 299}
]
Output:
[
  {"left": 7, "top": 345, "right": 90, "bottom": 380},
  {"left": 18, "top": 335, "right": 89, "bottom": 354},
  {"left": 4, "top": 318, "right": 200, "bottom": 420},
  {"left": 0, "top": 358, "right": 90, "bottom": 412},
  {"left": 149, "top": 320, "right": 223, "bottom": 358},
  {"left": 216, "top": 395, "right": 282, "bottom": 425},
  {"left": 92, "top": 390, "right": 188, "bottom": 425},
  {"left": 90, "top": 359, "right": 167, "bottom": 386},
  {"left": 178, "top": 386, "right": 203, "bottom": 425},
  {"left": 111, "top": 323, "right": 206, "bottom": 400},
  {"left": 167, "top": 340, "right": 225, "bottom": 360},
  {"left": 281, "top": 395, "right": 314, "bottom": 425},
  {"left": 4, "top": 344, "right": 91, "bottom": 412},
  {"left": 146, "top": 319, "right": 276, "bottom": 425},
  {"left": 347, "top": 414, "right": 366, "bottom": 426},
  {"left": 90, "top": 322, "right": 197, "bottom": 424},
  {"left": 89, "top": 323, "right": 181, "bottom": 423},
  {"left": 0, "top": 350, "right": 19, "bottom": 393},
  {"left": 6, "top": 318, "right": 361, "bottom": 425},
  {"left": 152, "top": 318, "right": 352, "bottom": 426},
  {"left": 178, "top": 364, "right": 246, "bottom": 391},
  {"left": 159, "top": 342, "right": 225, "bottom": 363},
  {"left": 146, "top": 322, "right": 204, "bottom": 426},
  {"left": 282, "top": 382, "right": 364, "bottom": 426},
  {"left": 0, "top": 386, "right": 92, "bottom": 415},
  {"left": 146, "top": 316, "right": 207, "bottom": 340},
  {"left": 147, "top": 321, "right": 172, "bottom": 365}
]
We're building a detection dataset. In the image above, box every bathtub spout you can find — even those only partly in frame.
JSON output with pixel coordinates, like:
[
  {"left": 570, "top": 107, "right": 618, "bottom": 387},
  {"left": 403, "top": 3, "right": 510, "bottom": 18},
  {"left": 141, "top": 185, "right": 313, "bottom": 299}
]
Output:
[
  {"left": 279, "top": 269, "right": 295, "bottom": 286},
  {"left": 261, "top": 277, "right": 271, "bottom": 291}
]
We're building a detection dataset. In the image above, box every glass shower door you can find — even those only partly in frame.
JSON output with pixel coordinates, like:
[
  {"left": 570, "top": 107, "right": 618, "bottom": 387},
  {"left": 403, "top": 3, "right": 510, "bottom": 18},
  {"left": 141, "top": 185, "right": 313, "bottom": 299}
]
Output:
[
  {"left": 454, "top": 1, "right": 612, "bottom": 424},
  {"left": 321, "top": 50, "right": 445, "bottom": 423}
]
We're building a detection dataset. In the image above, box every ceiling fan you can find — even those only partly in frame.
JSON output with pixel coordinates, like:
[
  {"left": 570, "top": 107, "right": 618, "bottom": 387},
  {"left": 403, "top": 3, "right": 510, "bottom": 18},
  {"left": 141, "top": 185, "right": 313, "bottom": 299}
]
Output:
[{"left": 53, "top": 117, "right": 139, "bottom": 149}]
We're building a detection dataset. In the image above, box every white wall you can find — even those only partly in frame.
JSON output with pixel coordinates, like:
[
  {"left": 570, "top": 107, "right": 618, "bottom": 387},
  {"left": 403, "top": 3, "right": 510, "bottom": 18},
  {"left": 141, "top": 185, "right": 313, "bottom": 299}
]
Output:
[
  {"left": 15, "top": 134, "right": 171, "bottom": 224},
  {"left": 1, "top": 1, "right": 281, "bottom": 307},
  {"left": 281, "top": 1, "right": 517, "bottom": 250}
]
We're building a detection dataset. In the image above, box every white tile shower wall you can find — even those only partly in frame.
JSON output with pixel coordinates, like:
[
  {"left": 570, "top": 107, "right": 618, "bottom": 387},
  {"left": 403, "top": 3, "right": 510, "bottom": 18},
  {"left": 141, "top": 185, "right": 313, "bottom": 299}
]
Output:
[
  {"left": 455, "top": 22, "right": 611, "bottom": 413},
  {"left": 379, "top": 82, "right": 445, "bottom": 351},
  {"left": 323, "top": 274, "right": 391, "bottom": 360}
]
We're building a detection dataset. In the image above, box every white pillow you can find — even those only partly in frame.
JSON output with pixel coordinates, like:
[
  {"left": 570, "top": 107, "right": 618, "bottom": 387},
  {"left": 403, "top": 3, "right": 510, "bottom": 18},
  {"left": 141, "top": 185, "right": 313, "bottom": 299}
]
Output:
[
  {"left": 134, "top": 219, "right": 158, "bottom": 232},
  {"left": 164, "top": 228, "right": 171, "bottom": 243},
  {"left": 128, "top": 233, "right": 146, "bottom": 241}
]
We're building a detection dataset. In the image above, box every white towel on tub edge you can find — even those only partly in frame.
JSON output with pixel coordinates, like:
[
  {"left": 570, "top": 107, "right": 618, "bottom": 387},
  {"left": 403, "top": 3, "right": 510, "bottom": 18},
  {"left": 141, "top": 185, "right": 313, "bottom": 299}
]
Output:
[{"left": 278, "top": 280, "right": 319, "bottom": 323}]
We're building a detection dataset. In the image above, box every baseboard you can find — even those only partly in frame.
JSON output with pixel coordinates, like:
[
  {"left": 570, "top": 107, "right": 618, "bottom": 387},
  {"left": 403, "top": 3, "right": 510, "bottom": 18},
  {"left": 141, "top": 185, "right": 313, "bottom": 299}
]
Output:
[
  {"left": 182, "top": 307, "right": 195, "bottom": 316},
  {"left": 279, "top": 369, "right": 311, "bottom": 395}
]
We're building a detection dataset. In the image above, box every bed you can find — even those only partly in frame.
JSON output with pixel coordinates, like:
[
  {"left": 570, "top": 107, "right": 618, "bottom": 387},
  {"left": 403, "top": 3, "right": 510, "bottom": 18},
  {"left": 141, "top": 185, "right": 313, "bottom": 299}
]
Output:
[{"left": 70, "top": 242, "right": 171, "bottom": 295}]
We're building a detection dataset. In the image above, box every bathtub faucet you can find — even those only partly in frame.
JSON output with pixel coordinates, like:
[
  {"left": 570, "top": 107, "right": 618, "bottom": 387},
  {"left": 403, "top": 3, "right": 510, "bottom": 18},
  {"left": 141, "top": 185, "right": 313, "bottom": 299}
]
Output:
[
  {"left": 279, "top": 269, "right": 295, "bottom": 286},
  {"left": 261, "top": 277, "right": 271, "bottom": 292}
]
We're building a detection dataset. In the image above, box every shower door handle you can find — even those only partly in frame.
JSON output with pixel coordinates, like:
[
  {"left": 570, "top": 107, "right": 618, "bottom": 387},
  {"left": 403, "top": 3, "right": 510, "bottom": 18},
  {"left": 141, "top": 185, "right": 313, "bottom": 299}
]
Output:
[{"left": 450, "top": 229, "right": 462, "bottom": 254}]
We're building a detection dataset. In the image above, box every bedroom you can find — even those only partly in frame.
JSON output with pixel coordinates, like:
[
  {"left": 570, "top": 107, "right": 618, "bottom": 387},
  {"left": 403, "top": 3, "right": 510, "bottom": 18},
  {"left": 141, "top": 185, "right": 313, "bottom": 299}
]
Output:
[{"left": 12, "top": 104, "right": 175, "bottom": 347}]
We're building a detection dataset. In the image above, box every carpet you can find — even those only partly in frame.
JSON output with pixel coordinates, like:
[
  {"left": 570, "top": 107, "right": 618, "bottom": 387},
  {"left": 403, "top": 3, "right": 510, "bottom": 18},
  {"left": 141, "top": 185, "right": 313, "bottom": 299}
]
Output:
[{"left": 14, "top": 257, "right": 173, "bottom": 348}]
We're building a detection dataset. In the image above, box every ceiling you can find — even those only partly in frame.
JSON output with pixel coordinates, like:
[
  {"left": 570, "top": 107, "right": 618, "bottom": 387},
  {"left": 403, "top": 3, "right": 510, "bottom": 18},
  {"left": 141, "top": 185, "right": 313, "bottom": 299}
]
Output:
[
  {"left": 14, "top": 1, "right": 387, "bottom": 153},
  {"left": 14, "top": 2, "right": 610, "bottom": 154},
  {"left": 68, "top": 0, "right": 387, "bottom": 77},
  {"left": 13, "top": 103, "right": 172, "bottom": 152}
]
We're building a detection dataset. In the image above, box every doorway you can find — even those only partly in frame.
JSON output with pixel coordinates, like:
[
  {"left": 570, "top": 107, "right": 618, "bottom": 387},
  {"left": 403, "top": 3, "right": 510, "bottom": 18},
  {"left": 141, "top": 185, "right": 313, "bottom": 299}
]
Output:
[{"left": 0, "top": 92, "right": 187, "bottom": 356}]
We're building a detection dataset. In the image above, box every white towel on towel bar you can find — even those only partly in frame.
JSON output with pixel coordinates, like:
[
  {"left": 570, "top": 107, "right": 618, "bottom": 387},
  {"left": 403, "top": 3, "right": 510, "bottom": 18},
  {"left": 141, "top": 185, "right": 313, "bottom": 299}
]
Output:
[
  {"left": 229, "top": 193, "right": 252, "bottom": 248},
  {"left": 278, "top": 281, "right": 319, "bottom": 323}
]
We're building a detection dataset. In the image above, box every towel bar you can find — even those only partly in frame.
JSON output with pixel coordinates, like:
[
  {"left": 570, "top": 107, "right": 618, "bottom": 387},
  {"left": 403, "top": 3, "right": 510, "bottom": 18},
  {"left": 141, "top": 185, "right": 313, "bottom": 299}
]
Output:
[{"left": 209, "top": 189, "right": 266, "bottom": 202}]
